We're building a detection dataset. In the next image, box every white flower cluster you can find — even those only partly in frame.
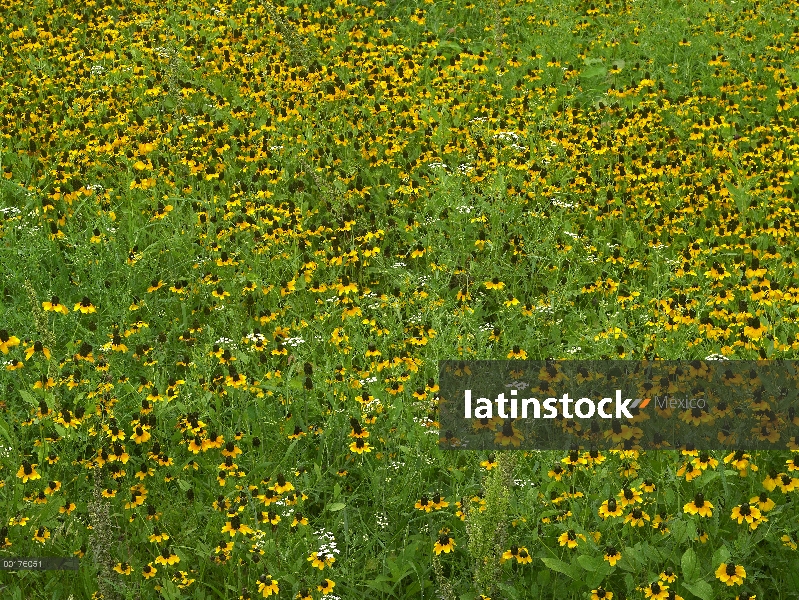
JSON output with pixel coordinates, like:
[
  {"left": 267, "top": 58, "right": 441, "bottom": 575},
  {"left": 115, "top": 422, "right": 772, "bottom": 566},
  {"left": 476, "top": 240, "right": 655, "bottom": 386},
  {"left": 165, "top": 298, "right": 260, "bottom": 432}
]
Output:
[
  {"left": 392, "top": 261, "right": 407, "bottom": 268},
  {"left": 455, "top": 205, "right": 472, "bottom": 214},
  {"left": 0, "top": 207, "right": 22, "bottom": 217},
  {"left": 362, "top": 398, "right": 381, "bottom": 411},
  {"left": 253, "top": 530, "right": 267, "bottom": 549},
  {"left": 505, "top": 380, "right": 529, "bottom": 390},
  {"left": 315, "top": 529, "right": 340, "bottom": 557},
  {"left": 493, "top": 131, "right": 519, "bottom": 142},
  {"left": 246, "top": 332, "right": 265, "bottom": 343},
  {"left": 285, "top": 337, "right": 305, "bottom": 347},
  {"left": 215, "top": 337, "right": 234, "bottom": 346},
  {"left": 478, "top": 322, "right": 495, "bottom": 332},
  {"left": 154, "top": 46, "right": 176, "bottom": 60},
  {"left": 413, "top": 415, "right": 434, "bottom": 427},
  {"left": 359, "top": 376, "right": 377, "bottom": 385},
  {"left": 376, "top": 512, "right": 389, "bottom": 530},
  {"left": 90, "top": 64, "right": 106, "bottom": 76},
  {"left": 458, "top": 163, "right": 474, "bottom": 173},
  {"left": 551, "top": 198, "right": 576, "bottom": 209},
  {"left": 704, "top": 353, "right": 729, "bottom": 361},
  {"left": 428, "top": 162, "right": 448, "bottom": 169}
]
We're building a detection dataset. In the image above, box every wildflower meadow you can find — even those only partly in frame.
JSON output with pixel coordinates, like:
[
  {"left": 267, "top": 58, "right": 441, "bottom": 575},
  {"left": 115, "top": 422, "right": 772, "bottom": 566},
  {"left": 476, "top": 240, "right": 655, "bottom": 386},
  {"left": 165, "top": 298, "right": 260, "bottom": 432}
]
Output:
[{"left": 1, "top": 0, "right": 799, "bottom": 598}]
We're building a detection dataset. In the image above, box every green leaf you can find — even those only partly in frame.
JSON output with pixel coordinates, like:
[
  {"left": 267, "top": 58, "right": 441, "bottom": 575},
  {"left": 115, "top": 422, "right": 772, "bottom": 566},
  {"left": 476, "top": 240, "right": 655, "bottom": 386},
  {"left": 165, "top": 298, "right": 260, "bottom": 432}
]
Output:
[
  {"left": 386, "top": 557, "right": 413, "bottom": 583},
  {"left": 536, "top": 568, "right": 550, "bottom": 586},
  {"left": 19, "top": 390, "right": 38, "bottom": 407},
  {"left": 329, "top": 502, "right": 346, "bottom": 512},
  {"left": 787, "top": 559, "right": 799, "bottom": 591},
  {"left": 0, "top": 416, "right": 15, "bottom": 448},
  {"left": 540, "top": 557, "right": 576, "bottom": 579},
  {"left": 669, "top": 519, "right": 688, "bottom": 545},
  {"left": 495, "top": 580, "right": 524, "bottom": 599},
  {"left": 576, "top": 554, "right": 604, "bottom": 572},
  {"left": 697, "top": 470, "right": 719, "bottom": 487},
  {"left": 617, "top": 549, "right": 640, "bottom": 572},
  {"left": 582, "top": 64, "right": 607, "bottom": 79},
  {"left": 682, "top": 580, "right": 714, "bottom": 600},
  {"left": 681, "top": 548, "right": 700, "bottom": 583},
  {"left": 363, "top": 577, "right": 392, "bottom": 594},
  {"left": 711, "top": 545, "right": 730, "bottom": 568},
  {"left": 177, "top": 479, "right": 191, "bottom": 491},
  {"left": 725, "top": 181, "right": 748, "bottom": 216},
  {"left": 641, "top": 542, "right": 662, "bottom": 563}
]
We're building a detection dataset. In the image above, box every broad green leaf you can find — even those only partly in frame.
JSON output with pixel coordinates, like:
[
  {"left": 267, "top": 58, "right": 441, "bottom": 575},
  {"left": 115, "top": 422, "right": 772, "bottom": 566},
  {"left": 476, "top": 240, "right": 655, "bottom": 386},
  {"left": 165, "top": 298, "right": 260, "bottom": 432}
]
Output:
[
  {"left": 697, "top": 470, "right": 719, "bottom": 487},
  {"left": 329, "top": 502, "right": 346, "bottom": 512},
  {"left": 617, "top": 549, "right": 640, "bottom": 572},
  {"left": 582, "top": 64, "right": 607, "bottom": 79},
  {"left": 19, "top": 390, "right": 38, "bottom": 407},
  {"left": 540, "top": 557, "right": 576, "bottom": 579},
  {"left": 576, "top": 554, "right": 604, "bottom": 572},
  {"left": 363, "top": 577, "right": 392, "bottom": 594},
  {"left": 669, "top": 519, "right": 688, "bottom": 545},
  {"left": 711, "top": 545, "right": 730, "bottom": 568},
  {"left": 682, "top": 580, "right": 714, "bottom": 600},
  {"left": 681, "top": 548, "right": 700, "bottom": 583},
  {"left": 641, "top": 542, "right": 662, "bottom": 563}
]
